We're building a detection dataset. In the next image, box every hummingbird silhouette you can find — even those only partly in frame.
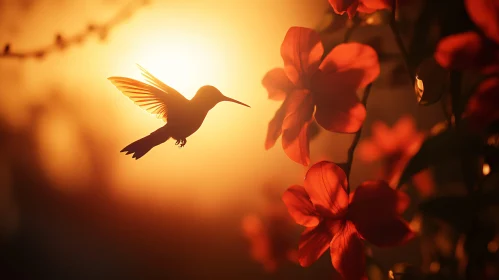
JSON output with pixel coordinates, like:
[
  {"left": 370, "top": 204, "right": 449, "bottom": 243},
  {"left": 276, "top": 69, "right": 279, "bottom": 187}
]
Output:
[{"left": 108, "top": 64, "right": 250, "bottom": 159}]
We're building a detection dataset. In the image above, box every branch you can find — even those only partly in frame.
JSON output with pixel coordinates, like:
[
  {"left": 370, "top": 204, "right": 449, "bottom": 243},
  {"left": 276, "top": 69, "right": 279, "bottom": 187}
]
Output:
[
  {"left": 1, "top": 0, "right": 149, "bottom": 60},
  {"left": 320, "top": 15, "right": 360, "bottom": 60},
  {"left": 450, "top": 71, "right": 475, "bottom": 193},
  {"left": 388, "top": 0, "right": 414, "bottom": 85},
  {"left": 450, "top": 71, "right": 462, "bottom": 127},
  {"left": 343, "top": 16, "right": 361, "bottom": 43},
  {"left": 345, "top": 83, "right": 373, "bottom": 180}
]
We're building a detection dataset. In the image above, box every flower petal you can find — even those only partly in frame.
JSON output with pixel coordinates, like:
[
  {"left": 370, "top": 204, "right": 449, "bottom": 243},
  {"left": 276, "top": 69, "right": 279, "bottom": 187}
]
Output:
[
  {"left": 298, "top": 222, "right": 334, "bottom": 267},
  {"left": 281, "top": 90, "right": 314, "bottom": 165},
  {"left": 392, "top": 116, "right": 423, "bottom": 152},
  {"left": 329, "top": 0, "right": 358, "bottom": 18},
  {"left": 361, "top": 0, "right": 391, "bottom": 11},
  {"left": 265, "top": 99, "right": 289, "bottom": 150},
  {"left": 310, "top": 43, "right": 378, "bottom": 134},
  {"left": 241, "top": 215, "right": 274, "bottom": 271},
  {"left": 353, "top": 216, "right": 414, "bottom": 247},
  {"left": 330, "top": 222, "right": 366, "bottom": 280},
  {"left": 349, "top": 181, "right": 414, "bottom": 247},
  {"left": 396, "top": 190, "right": 410, "bottom": 214},
  {"left": 370, "top": 121, "right": 398, "bottom": 153},
  {"left": 304, "top": 161, "right": 349, "bottom": 216},
  {"left": 314, "top": 89, "right": 366, "bottom": 133},
  {"left": 434, "top": 32, "right": 480, "bottom": 70},
  {"left": 282, "top": 185, "right": 320, "bottom": 227},
  {"left": 356, "top": 4, "right": 377, "bottom": 14},
  {"left": 262, "top": 68, "right": 295, "bottom": 101},
  {"left": 465, "top": 76, "right": 499, "bottom": 130},
  {"left": 356, "top": 140, "right": 383, "bottom": 162},
  {"left": 465, "top": 0, "right": 499, "bottom": 44},
  {"left": 317, "top": 43, "right": 380, "bottom": 90},
  {"left": 379, "top": 116, "right": 425, "bottom": 187},
  {"left": 282, "top": 91, "right": 314, "bottom": 140},
  {"left": 280, "top": 27, "right": 324, "bottom": 87},
  {"left": 349, "top": 180, "right": 409, "bottom": 216},
  {"left": 283, "top": 120, "right": 313, "bottom": 166},
  {"left": 434, "top": 32, "right": 499, "bottom": 71},
  {"left": 412, "top": 170, "right": 436, "bottom": 198}
]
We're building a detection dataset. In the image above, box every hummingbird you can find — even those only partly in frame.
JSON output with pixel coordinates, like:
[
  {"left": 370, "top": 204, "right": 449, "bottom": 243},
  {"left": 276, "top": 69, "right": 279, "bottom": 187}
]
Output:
[{"left": 108, "top": 64, "right": 250, "bottom": 159}]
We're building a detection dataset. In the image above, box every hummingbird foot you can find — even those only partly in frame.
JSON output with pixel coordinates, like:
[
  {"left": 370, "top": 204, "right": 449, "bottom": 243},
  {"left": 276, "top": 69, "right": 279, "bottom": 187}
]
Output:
[
  {"left": 179, "top": 139, "right": 187, "bottom": 148},
  {"left": 175, "top": 139, "right": 181, "bottom": 146}
]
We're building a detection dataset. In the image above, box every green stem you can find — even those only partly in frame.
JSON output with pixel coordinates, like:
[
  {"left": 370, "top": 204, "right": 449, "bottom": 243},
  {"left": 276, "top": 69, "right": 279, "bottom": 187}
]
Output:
[
  {"left": 389, "top": 0, "right": 415, "bottom": 85},
  {"left": 345, "top": 84, "right": 373, "bottom": 180}
]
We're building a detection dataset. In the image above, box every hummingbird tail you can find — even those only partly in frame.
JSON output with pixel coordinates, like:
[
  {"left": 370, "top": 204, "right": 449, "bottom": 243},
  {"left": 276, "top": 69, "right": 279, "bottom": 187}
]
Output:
[{"left": 120, "top": 127, "right": 170, "bottom": 159}]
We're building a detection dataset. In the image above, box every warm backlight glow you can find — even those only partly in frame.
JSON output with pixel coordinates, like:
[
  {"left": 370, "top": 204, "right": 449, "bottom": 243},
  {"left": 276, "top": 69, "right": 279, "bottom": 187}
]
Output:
[
  {"left": 488, "top": 240, "right": 499, "bottom": 253},
  {"left": 2, "top": 0, "right": 324, "bottom": 213},
  {"left": 132, "top": 30, "right": 224, "bottom": 99},
  {"left": 409, "top": 214, "right": 422, "bottom": 233},
  {"left": 483, "top": 163, "right": 491, "bottom": 176},
  {"left": 36, "top": 111, "right": 92, "bottom": 191},
  {"left": 429, "top": 261, "right": 441, "bottom": 273}
]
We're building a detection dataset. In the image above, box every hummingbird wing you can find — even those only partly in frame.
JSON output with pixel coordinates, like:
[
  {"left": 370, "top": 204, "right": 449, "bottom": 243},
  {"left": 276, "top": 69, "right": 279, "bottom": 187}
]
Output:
[
  {"left": 108, "top": 77, "right": 174, "bottom": 122},
  {"left": 136, "top": 64, "right": 188, "bottom": 103}
]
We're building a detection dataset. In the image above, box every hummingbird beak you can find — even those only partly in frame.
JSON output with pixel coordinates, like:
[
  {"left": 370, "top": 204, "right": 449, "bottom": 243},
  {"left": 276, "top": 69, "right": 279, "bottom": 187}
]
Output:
[{"left": 222, "top": 96, "right": 251, "bottom": 108}]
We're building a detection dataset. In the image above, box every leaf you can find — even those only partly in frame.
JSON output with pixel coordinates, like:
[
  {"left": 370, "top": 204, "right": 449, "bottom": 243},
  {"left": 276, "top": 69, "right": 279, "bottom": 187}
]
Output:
[
  {"left": 397, "top": 126, "right": 482, "bottom": 187},
  {"left": 419, "top": 191, "right": 499, "bottom": 233},
  {"left": 419, "top": 196, "right": 474, "bottom": 233},
  {"left": 414, "top": 57, "right": 449, "bottom": 106}
]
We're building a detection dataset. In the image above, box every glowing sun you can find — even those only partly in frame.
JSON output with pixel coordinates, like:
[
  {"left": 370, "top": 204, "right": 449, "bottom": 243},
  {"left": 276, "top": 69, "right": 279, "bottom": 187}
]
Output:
[{"left": 129, "top": 30, "right": 225, "bottom": 100}]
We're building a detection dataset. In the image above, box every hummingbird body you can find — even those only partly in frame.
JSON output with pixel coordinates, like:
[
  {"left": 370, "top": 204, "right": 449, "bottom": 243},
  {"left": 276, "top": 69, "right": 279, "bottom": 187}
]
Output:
[{"left": 108, "top": 65, "right": 249, "bottom": 159}]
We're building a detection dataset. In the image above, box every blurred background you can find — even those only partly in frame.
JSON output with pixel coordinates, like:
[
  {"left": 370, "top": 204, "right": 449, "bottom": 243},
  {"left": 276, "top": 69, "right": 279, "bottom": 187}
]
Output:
[{"left": 0, "top": 0, "right": 456, "bottom": 279}]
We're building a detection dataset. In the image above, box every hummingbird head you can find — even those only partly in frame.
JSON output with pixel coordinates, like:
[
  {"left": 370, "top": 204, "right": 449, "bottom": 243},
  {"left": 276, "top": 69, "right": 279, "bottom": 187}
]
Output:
[{"left": 194, "top": 85, "right": 250, "bottom": 110}]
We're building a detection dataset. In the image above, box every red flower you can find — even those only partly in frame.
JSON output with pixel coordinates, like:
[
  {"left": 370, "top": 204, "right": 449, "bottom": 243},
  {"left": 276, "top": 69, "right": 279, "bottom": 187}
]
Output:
[
  {"left": 242, "top": 185, "right": 299, "bottom": 272},
  {"left": 434, "top": 0, "right": 499, "bottom": 130},
  {"left": 410, "top": 169, "right": 436, "bottom": 198},
  {"left": 464, "top": 77, "right": 499, "bottom": 131},
  {"left": 328, "top": 0, "right": 391, "bottom": 18},
  {"left": 282, "top": 161, "right": 414, "bottom": 280},
  {"left": 262, "top": 27, "right": 379, "bottom": 165},
  {"left": 435, "top": 0, "right": 499, "bottom": 73},
  {"left": 357, "top": 116, "right": 426, "bottom": 188},
  {"left": 241, "top": 214, "right": 298, "bottom": 272}
]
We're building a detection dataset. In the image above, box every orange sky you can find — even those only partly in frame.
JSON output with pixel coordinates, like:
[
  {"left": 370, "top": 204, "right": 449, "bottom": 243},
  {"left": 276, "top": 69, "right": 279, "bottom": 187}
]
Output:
[{"left": 0, "top": 0, "right": 336, "bottom": 214}]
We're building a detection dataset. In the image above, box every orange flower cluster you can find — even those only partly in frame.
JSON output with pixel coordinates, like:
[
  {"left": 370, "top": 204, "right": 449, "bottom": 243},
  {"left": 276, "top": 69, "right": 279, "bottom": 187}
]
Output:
[
  {"left": 253, "top": 0, "right": 496, "bottom": 278},
  {"left": 283, "top": 162, "right": 413, "bottom": 280},
  {"left": 263, "top": 27, "right": 379, "bottom": 166},
  {"left": 357, "top": 116, "right": 435, "bottom": 197},
  {"left": 328, "top": 0, "right": 391, "bottom": 19},
  {"left": 258, "top": 1, "right": 421, "bottom": 277}
]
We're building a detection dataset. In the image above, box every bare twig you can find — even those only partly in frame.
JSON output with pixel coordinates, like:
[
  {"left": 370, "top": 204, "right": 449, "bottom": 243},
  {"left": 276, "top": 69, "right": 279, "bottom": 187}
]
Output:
[{"left": 1, "top": 0, "right": 149, "bottom": 60}]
